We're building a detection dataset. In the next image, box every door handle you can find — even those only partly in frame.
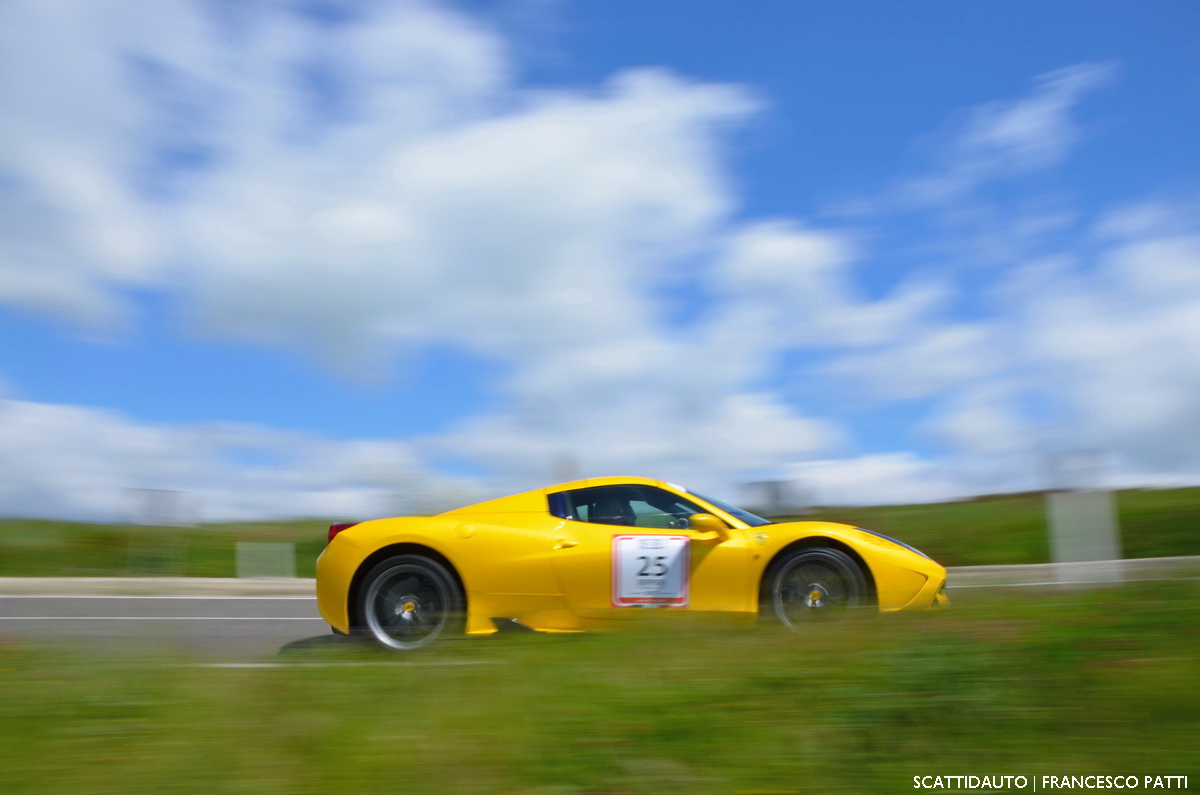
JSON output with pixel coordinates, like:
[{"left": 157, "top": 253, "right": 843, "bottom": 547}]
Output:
[{"left": 554, "top": 538, "right": 579, "bottom": 549}]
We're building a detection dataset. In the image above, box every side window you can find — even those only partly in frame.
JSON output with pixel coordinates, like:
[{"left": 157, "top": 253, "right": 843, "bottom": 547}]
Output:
[
  {"left": 629, "top": 496, "right": 679, "bottom": 528},
  {"left": 630, "top": 487, "right": 708, "bottom": 529},
  {"left": 551, "top": 485, "right": 708, "bottom": 528},
  {"left": 580, "top": 486, "right": 637, "bottom": 526}
]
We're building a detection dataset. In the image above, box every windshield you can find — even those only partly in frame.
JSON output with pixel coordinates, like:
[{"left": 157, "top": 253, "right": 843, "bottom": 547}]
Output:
[{"left": 688, "top": 490, "right": 772, "bottom": 527}]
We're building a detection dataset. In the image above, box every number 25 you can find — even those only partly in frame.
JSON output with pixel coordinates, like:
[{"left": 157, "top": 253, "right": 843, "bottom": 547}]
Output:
[{"left": 637, "top": 555, "right": 669, "bottom": 577}]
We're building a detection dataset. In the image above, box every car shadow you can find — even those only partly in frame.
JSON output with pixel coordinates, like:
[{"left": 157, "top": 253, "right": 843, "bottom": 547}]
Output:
[{"left": 277, "top": 633, "right": 372, "bottom": 656}]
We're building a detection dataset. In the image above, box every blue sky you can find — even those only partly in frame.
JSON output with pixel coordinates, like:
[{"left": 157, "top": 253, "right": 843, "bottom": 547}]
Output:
[{"left": 1, "top": 0, "right": 1198, "bottom": 520}]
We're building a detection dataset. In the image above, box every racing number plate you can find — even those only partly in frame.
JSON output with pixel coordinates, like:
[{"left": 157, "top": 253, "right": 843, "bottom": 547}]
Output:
[{"left": 612, "top": 535, "right": 690, "bottom": 607}]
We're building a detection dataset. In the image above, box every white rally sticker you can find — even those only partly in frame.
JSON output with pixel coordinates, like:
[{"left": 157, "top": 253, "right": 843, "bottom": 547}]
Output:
[{"left": 612, "top": 534, "right": 690, "bottom": 608}]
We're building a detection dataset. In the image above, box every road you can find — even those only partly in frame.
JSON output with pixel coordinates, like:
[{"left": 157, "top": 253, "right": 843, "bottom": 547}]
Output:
[
  {"left": 0, "top": 591, "right": 336, "bottom": 658},
  {"left": 2, "top": 556, "right": 1197, "bottom": 659}
]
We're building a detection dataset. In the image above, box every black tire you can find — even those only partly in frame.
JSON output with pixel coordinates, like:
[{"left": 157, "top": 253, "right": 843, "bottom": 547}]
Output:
[
  {"left": 762, "top": 547, "right": 868, "bottom": 629},
  {"left": 358, "top": 555, "right": 464, "bottom": 651}
]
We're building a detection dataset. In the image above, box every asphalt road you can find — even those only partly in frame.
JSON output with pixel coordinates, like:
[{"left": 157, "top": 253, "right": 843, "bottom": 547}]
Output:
[
  {"left": 0, "top": 593, "right": 338, "bottom": 658},
  {"left": 2, "top": 556, "right": 1197, "bottom": 659}
]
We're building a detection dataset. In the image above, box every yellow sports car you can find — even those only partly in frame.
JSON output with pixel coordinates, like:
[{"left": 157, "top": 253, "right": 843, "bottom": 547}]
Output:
[{"left": 316, "top": 476, "right": 948, "bottom": 650}]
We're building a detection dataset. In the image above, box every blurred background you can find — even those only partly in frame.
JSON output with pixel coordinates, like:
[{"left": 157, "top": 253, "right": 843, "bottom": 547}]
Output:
[
  {"left": 3, "top": 6, "right": 1199, "bottom": 788},
  {"left": 1, "top": 0, "right": 1198, "bottom": 527}
]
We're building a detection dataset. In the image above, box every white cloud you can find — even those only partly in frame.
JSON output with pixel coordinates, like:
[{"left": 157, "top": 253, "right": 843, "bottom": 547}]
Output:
[
  {"left": 707, "top": 221, "right": 952, "bottom": 403},
  {"left": 0, "top": 392, "right": 834, "bottom": 522},
  {"left": 427, "top": 371, "right": 841, "bottom": 500},
  {"left": 166, "top": 50, "right": 806, "bottom": 492},
  {"left": 0, "top": 0, "right": 757, "bottom": 369},
  {"left": 902, "top": 62, "right": 1116, "bottom": 206},
  {"left": 0, "top": 0, "right": 509, "bottom": 332},
  {"left": 784, "top": 453, "right": 975, "bottom": 507},
  {"left": 955, "top": 63, "right": 1113, "bottom": 169},
  {"left": 925, "top": 384, "right": 1032, "bottom": 456},
  {"left": 827, "top": 323, "right": 1005, "bottom": 401},
  {"left": 822, "top": 199, "right": 1200, "bottom": 487},
  {"left": 176, "top": 66, "right": 753, "bottom": 367},
  {"left": 0, "top": 1, "right": 200, "bottom": 327},
  {"left": 0, "top": 399, "right": 485, "bottom": 522},
  {"left": 1011, "top": 206, "right": 1200, "bottom": 470}
]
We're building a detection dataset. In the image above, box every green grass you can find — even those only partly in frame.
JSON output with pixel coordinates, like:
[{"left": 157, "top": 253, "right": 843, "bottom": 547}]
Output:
[
  {"left": 1, "top": 582, "right": 1197, "bottom": 793},
  {"left": 0, "top": 487, "right": 1197, "bottom": 578},
  {"left": 0, "top": 519, "right": 327, "bottom": 578}
]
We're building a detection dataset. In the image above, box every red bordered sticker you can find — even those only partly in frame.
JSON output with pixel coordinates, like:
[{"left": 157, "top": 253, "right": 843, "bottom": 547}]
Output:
[{"left": 612, "top": 534, "right": 690, "bottom": 608}]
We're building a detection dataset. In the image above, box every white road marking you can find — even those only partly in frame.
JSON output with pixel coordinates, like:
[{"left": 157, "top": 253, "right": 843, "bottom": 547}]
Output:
[{"left": 195, "top": 661, "right": 500, "bottom": 669}]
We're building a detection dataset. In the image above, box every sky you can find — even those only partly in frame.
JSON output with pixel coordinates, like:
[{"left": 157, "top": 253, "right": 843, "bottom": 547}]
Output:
[{"left": 1, "top": 0, "right": 1199, "bottom": 521}]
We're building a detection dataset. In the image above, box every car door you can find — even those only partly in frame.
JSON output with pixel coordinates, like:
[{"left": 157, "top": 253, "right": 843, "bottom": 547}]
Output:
[{"left": 547, "top": 484, "right": 754, "bottom": 623}]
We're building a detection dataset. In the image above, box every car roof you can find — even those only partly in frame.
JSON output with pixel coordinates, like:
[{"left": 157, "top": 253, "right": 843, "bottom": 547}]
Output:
[{"left": 543, "top": 475, "right": 668, "bottom": 492}]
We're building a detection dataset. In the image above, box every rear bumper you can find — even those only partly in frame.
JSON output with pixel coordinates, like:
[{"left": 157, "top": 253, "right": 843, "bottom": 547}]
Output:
[{"left": 315, "top": 538, "right": 361, "bottom": 634}]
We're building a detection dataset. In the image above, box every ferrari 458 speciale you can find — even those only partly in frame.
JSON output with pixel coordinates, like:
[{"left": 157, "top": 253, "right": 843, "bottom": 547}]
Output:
[{"left": 316, "top": 476, "right": 948, "bottom": 650}]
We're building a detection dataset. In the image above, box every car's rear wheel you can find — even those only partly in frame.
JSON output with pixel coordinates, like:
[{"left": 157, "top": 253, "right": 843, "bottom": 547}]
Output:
[
  {"left": 763, "top": 547, "right": 868, "bottom": 629},
  {"left": 359, "top": 555, "right": 463, "bottom": 650}
]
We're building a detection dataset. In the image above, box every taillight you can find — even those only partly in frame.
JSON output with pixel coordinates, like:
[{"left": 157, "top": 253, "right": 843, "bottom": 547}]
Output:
[{"left": 328, "top": 522, "right": 358, "bottom": 544}]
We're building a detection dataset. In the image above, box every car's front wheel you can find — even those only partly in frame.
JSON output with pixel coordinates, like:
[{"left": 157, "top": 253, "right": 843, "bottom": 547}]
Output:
[
  {"left": 762, "top": 547, "right": 868, "bottom": 629},
  {"left": 359, "top": 555, "right": 464, "bottom": 650}
]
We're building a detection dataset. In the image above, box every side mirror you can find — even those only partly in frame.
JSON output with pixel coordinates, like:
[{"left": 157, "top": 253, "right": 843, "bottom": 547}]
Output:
[{"left": 688, "top": 513, "right": 730, "bottom": 544}]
